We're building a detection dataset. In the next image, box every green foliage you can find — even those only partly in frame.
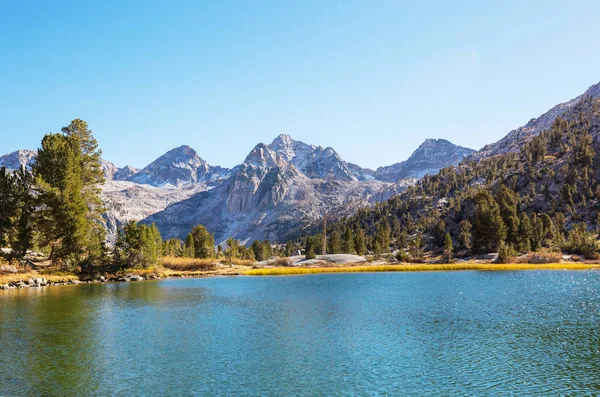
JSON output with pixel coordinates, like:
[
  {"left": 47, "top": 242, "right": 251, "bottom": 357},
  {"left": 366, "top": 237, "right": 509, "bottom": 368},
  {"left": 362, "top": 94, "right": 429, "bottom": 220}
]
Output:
[
  {"left": 495, "top": 185, "right": 520, "bottom": 245},
  {"left": 563, "top": 223, "right": 598, "bottom": 258},
  {"left": 328, "top": 229, "right": 342, "bottom": 254},
  {"left": 305, "top": 235, "right": 321, "bottom": 260},
  {"left": 31, "top": 120, "right": 106, "bottom": 271},
  {"left": 225, "top": 237, "right": 239, "bottom": 265},
  {"left": 443, "top": 232, "right": 453, "bottom": 262},
  {"left": 251, "top": 240, "right": 273, "bottom": 261},
  {"left": 497, "top": 241, "right": 516, "bottom": 264},
  {"left": 517, "top": 213, "right": 532, "bottom": 253},
  {"left": 34, "top": 133, "right": 89, "bottom": 268},
  {"left": 354, "top": 228, "right": 367, "bottom": 256},
  {"left": 115, "top": 221, "right": 163, "bottom": 269},
  {"left": 183, "top": 234, "right": 195, "bottom": 258},
  {"left": 163, "top": 238, "right": 183, "bottom": 257},
  {"left": 459, "top": 220, "right": 472, "bottom": 251},
  {"left": 186, "top": 225, "right": 215, "bottom": 259},
  {"left": 342, "top": 226, "right": 355, "bottom": 254},
  {"left": 409, "top": 231, "right": 424, "bottom": 262},
  {"left": 285, "top": 241, "right": 295, "bottom": 257},
  {"left": 10, "top": 166, "right": 35, "bottom": 257},
  {"left": 473, "top": 190, "right": 506, "bottom": 253},
  {"left": 0, "top": 167, "right": 17, "bottom": 247}
]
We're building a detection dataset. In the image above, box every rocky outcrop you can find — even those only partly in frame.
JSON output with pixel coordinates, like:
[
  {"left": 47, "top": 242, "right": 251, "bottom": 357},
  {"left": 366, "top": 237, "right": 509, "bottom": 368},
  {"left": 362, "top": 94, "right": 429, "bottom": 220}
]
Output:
[
  {"left": 0, "top": 149, "right": 36, "bottom": 170},
  {"left": 3, "top": 135, "right": 473, "bottom": 245},
  {"left": 114, "top": 165, "right": 139, "bottom": 180},
  {"left": 126, "top": 145, "right": 231, "bottom": 187},
  {"left": 373, "top": 139, "right": 475, "bottom": 182}
]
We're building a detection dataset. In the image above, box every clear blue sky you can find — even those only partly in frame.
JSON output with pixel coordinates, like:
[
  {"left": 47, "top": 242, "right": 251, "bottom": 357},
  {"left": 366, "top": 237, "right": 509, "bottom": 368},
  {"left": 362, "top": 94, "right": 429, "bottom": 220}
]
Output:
[{"left": 1, "top": 0, "right": 599, "bottom": 170}]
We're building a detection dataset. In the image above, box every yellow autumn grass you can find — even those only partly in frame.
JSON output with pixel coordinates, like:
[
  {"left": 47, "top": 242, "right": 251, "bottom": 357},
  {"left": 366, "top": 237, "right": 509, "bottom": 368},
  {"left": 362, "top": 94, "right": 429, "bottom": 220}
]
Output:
[
  {"left": 0, "top": 271, "right": 79, "bottom": 285},
  {"left": 160, "top": 256, "right": 256, "bottom": 271},
  {"left": 245, "top": 262, "right": 600, "bottom": 276}
]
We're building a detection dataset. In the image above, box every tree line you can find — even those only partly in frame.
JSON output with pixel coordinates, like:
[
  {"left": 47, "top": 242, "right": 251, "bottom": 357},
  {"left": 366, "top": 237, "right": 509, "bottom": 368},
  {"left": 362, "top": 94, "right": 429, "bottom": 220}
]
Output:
[{"left": 301, "top": 96, "right": 600, "bottom": 262}]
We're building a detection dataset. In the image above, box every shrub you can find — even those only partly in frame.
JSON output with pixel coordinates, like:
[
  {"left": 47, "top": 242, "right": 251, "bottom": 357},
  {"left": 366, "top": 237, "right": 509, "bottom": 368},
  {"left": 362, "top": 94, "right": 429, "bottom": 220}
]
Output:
[
  {"left": 497, "top": 242, "right": 516, "bottom": 263},
  {"left": 562, "top": 223, "right": 599, "bottom": 258},
  {"left": 396, "top": 250, "right": 409, "bottom": 263}
]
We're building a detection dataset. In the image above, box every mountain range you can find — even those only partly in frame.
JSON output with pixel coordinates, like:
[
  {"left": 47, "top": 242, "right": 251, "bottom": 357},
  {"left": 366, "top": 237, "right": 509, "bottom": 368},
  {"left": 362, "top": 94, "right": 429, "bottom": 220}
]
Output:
[
  {"left": 0, "top": 135, "right": 475, "bottom": 244},
  {"left": 5, "top": 80, "right": 597, "bottom": 245}
]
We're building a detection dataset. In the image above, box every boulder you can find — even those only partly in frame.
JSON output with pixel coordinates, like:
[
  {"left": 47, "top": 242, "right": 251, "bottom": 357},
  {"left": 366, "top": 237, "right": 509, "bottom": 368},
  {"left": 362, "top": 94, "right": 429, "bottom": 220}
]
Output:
[
  {"left": 35, "top": 277, "right": 47, "bottom": 286},
  {"left": 529, "top": 255, "right": 553, "bottom": 264},
  {"left": 128, "top": 275, "right": 144, "bottom": 281}
]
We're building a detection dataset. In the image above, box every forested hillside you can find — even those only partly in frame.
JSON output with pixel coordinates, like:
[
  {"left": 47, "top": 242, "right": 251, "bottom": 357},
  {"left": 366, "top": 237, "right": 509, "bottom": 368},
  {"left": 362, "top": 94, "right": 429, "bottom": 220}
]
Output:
[{"left": 315, "top": 96, "right": 600, "bottom": 260}]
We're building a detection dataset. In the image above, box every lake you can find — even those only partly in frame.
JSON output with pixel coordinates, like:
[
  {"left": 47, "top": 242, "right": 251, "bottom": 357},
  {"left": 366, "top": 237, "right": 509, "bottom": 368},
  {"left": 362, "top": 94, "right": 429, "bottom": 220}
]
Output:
[{"left": 1, "top": 271, "right": 600, "bottom": 396}]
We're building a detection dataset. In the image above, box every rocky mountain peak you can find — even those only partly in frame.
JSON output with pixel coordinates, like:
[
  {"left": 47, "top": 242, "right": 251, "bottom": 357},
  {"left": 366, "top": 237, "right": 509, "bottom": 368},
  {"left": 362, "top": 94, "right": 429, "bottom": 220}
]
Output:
[
  {"left": 374, "top": 139, "right": 475, "bottom": 182},
  {"left": 126, "top": 145, "right": 227, "bottom": 187},
  {"left": 244, "top": 143, "right": 284, "bottom": 169},
  {"left": 0, "top": 149, "right": 37, "bottom": 170}
]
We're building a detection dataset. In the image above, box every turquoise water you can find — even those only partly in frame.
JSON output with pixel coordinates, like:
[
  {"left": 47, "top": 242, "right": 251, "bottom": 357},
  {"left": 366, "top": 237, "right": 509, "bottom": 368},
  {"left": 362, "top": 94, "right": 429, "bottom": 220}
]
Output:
[{"left": 1, "top": 271, "right": 600, "bottom": 396}]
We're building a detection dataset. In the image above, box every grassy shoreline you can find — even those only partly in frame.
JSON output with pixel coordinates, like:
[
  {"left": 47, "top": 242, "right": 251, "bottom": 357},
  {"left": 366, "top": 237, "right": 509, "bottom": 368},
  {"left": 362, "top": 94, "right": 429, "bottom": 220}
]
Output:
[
  {"left": 3, "top": 260, "right": 600, "bottom": 288},
  {"left": 245, "top": 262, "right": 600, "bottom": 276}
]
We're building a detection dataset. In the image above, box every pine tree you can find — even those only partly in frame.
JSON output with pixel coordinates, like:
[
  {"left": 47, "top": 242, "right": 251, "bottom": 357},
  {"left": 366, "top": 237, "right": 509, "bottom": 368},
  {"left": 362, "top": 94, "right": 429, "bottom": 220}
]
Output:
[
  {"left": 285, "top": 241, "right": 294, "bottom": 257},
  {"left": 225, "top": 237, "right": 239, "bottom": 266},
  {"left": 187, "top": 224, "right": 215, "bottom": 259},
  {"left": 495, "top": 185, "right": 520, "bottom": 245},
  {"left": 443, "top": 232, "right": 453, "bottom": 262},
  {"left": 0, "top": 167, "right": 16, "bottom": 247},
  {"left": 342, "top": 226, "right": 355, "bottom": 254},
  {"left": 11, "top": 166, "right": 35, "bottom": 257},
  {"left": 328, "top": 229, "right": 342, "bottom": 254},
  {"left": 34, "top": 133, "right": 89, "bottom": 268},
  {"left": 184, "top": 234, "right": 195, "bottom": 258},
  {"left": 517, "top": 212, "right": 532, "bottom": 253},
  {"left": 459, "top": 220, "right": 472, "bottom": 250},
  {"left": 354, "top": 228, "right": 367, "bottom": 256},
  {"left": 473, "top": 190, "right": 506, "bottom": 253}
]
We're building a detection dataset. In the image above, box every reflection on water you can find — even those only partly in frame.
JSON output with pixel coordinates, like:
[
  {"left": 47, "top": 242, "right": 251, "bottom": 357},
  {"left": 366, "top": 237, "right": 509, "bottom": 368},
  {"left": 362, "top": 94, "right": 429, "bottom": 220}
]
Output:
[{"left": 1, "top": 272, "right": 600, "bottom": 396}]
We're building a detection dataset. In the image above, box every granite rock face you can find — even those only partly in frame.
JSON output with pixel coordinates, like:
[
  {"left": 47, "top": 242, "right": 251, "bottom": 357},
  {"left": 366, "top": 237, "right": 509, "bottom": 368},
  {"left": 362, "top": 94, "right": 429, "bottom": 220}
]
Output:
[{"left": 3, "top": 135, "right": 474, "bottom": 244}]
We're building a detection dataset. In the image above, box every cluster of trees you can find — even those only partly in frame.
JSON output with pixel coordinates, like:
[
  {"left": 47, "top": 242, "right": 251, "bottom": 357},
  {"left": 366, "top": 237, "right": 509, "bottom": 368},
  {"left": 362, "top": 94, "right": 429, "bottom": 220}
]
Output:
[
  {"left": 0, "top": 119, "right": 107, "bottom": 270},
  {"left": 302, "top": 96, "right": 600, "bottom": 261}
]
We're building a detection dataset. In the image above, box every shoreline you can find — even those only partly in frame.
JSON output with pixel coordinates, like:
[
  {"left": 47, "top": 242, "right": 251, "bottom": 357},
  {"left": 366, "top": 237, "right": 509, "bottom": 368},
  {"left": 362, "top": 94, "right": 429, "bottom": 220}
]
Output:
[
  {"left": 244, "top": 262, "right": 600, "bottom": 276},
  {"left": 2, "top": 262, "right": 600, "bottom": 291}
]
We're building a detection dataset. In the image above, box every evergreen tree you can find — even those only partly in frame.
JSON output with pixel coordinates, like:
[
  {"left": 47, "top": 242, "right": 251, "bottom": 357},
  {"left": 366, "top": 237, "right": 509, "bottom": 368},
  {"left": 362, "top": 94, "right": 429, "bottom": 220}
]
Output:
[
  {"left": 443, "top": 232, "right": 453, "bottom": 262},
  {"left": 305, "top": 235, "right": 320, "bottom": 259},
  {"left": 184, "top": 234, "right": 195, "bottom": 258},
  {"left": 530, "top": 213, "right": 544, "bottom": 251},
  {"left": 328, "top": 229, "right": 342, "bottom": 254},
  {"left": 0, "top": 167, "right": 16, "bottom": 247},
  {"left": 517, "top": 212, "right": 532, "bottom": 253},
  {"left": 11, "top": 166, "right": 35, "bottom": 257},
  {"left": 409, "top": 231, "right": 424, "bottom": 262},
  {"left": 285, "top": 241, "right": 294, "bottom": 257},
  {"left": 225, "top": 237, "right": 239, "bottom": 266},
  {"left": 163, "top": 238, "right": 182, "bottom": 257},
  {"left": 34, "top": 133, "right": 89, "bottom": 268},
  {"left": 354, "top": 228, "right": 367, "bottom": 256},
  {"left": 473, "top": 190, "right": 506, "bottom": 253},
  {"left": 342, "top": 226, "right": 355, "bottom": 254},
  {"left": 186, "top": 225, "right": 215, "bottom": 259},
  {"left": 115, "top": 221, "right": 162, "bottom": 268},
  {"left": 563, "top": 223, "right": 598, "bottom": 258},
  {"left": 459, "top": 220, "right": 472, "bottom": 250},
  {"left": 495, "top": 185, "right": 520, "bottom": 245}
]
